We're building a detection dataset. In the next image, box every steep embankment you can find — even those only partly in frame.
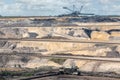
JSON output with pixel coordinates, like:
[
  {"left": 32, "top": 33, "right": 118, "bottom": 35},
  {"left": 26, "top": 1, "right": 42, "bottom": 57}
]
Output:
[{"left": 0, "top": 25, "right": 120, "bottom": 74}]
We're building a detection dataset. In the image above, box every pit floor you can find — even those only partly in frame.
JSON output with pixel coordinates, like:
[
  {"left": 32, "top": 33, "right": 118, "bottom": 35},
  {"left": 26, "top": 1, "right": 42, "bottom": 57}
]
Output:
[{"left": 31, "top": 75, "right": 120, "bottom": 80}]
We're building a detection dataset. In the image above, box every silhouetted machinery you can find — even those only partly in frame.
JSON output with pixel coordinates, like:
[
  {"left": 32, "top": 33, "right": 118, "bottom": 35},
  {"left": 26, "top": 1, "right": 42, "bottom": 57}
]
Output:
[
  {"left": 59, "top": 5, "right": 94, "bottom": 17},
  {"left": 59, "top": 66, "right": 81, "bottom": 75}
]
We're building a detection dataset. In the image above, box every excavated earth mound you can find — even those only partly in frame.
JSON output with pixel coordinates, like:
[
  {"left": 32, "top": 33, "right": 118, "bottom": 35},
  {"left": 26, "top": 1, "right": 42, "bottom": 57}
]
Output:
[{"left": 0, "top": 23, "right": 120, "bottom": 75}]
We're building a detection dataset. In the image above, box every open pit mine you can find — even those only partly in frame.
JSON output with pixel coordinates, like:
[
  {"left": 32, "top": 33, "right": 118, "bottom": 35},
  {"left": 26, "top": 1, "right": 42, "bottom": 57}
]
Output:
[{"left": 0, "top": 16, "right": 120, "bottom": 80}]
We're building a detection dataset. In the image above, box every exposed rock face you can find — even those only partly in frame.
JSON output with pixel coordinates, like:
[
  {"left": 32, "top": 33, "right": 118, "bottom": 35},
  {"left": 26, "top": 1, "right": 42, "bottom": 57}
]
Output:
[
  {"left": 0, "top": 55, "right": 28, "bottom": 68},
  {"left": 65, "top": 47, "right": 112, "bottom": 56},
  {"left": 91, "top": 31, "right": 110, "bottom": 40},
  {"left": 0, "top": 41, "right": 7, "bottom": 48},
  {"left": 14, "top": 47, "right": 47, "bottom": 53},
  {"left": 25, "top": 58, "right": 61, "bottom": 68},
  {"left": 27, "top": 27, "right": 90, "bottom": 39},
  {"left": 62, "top": 46, "right": 120, "bottom": 74},
  {"left": 110, "top": 32, "right": 120, "bottom": 37},
  {"left": 96, "top": 62, "right": 120, "bottom": 74},
  {"left": 0, "top": 55, "right": 61, "bottom": 69},
  {"left": 17, "top": 42, "right": 94, "bottom": 54},
  {"left": 63, "top": 59, "right": 120, "bottom": 74},
  {"left": 0, "top": 41, "right": 16, "bottom": 50},
  {"left": 116, "top": 45, "right": 120, "bottom": 54},
  {"left": 27, "top": 27, "right": 120, "bottom": 41},
  {"left": 0, "top": 25, "right": 120, "bottom": 74},
  {"left": 63, "top": 59, "right": 76, "bottom": 68},
  {"left": 75, "top": 60, "right": 98, "bottom": 72},
  {"left": 27, "top": 27, "right": 53, "bottom": 38},
  {"left": 109, "top": 31, "right": 120, "bottom": 40},
  {"left": 0, "top": 28, "right": 30, "bottom": 38},
  {"left": 73, "top": 29, "right": 89, "bottom": 39},
  {"left": 106, "top": 51, "right": 120, "bottom": 58}
]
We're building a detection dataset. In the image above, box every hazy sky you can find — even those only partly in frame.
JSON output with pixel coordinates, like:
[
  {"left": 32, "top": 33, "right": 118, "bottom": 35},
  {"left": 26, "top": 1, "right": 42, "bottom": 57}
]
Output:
[{"left": 0, "top": 0, "right": 120, "bottom": 16}]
